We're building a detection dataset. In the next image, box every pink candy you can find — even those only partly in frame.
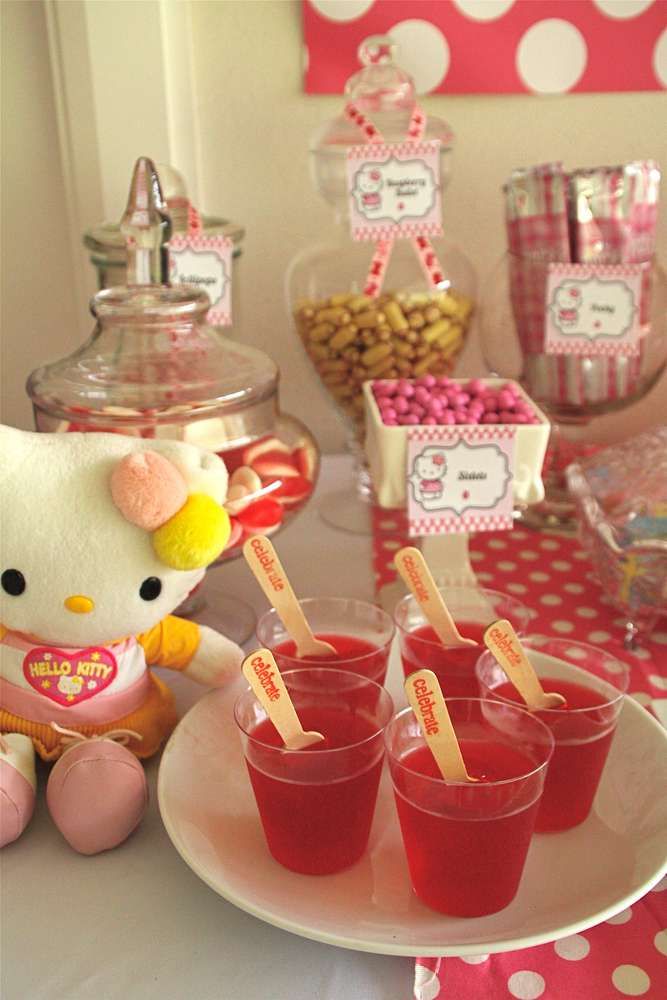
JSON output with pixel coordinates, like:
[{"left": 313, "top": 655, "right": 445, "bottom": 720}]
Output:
[{"left": 371, "top": 378, "right": 539, "bottom": 427}]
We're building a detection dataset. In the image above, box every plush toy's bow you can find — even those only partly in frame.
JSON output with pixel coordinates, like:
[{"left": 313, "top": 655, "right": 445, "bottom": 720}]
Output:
[{"left": 111, "top": 451, "right": 230, "bottom": 570}]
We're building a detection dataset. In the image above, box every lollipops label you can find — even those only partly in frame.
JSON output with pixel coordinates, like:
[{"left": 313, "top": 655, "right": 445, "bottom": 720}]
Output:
[{"left": 169, "top": 233, "right": 233, "bottom": 326}]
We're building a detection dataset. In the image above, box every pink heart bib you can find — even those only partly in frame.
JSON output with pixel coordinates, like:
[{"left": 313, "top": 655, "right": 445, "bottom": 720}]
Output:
[{"left": 23, "top": 646, "right": 118, "bottom": 707}]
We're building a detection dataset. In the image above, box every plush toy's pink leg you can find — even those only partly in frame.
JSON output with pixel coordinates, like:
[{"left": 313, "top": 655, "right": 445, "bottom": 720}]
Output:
[
  {"left": 47, "top": 739, "right": 148, "bottom": 855},
  {"left": 0, "top": 733, "right": 37, "bottom": 848}
]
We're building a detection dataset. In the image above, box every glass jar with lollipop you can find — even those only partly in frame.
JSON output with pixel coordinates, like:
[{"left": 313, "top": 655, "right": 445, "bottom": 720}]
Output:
[
  {"left": 27, "top": 158, "right": 320, "bottom": 644},
  {"left": 287, "top": 34, "right": 476, "bottom": 534}
]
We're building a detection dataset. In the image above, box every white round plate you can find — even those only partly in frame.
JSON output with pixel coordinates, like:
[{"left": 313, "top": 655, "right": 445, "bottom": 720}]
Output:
[{"left": 158, "top": 651, "right": 667, "bottom": 957}]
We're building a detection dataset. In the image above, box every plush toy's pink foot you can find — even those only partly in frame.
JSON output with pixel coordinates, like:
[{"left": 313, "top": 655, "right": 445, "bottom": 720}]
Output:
[
  {"left": 47, "top": 739, "right": 148, "bottom": 855},
  {"left": 0, "top": 734, "right": 37, "bottom": 848}
]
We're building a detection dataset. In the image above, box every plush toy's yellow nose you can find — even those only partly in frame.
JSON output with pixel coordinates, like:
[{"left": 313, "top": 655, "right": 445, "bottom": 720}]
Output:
[{"left": 64, "top": 595, "right": 95, "bottom": 614}]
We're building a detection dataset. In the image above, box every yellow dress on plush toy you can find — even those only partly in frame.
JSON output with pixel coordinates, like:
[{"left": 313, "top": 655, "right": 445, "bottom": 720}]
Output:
[{"left": 0, "top": 426, "right": 243, "bottom": 854}]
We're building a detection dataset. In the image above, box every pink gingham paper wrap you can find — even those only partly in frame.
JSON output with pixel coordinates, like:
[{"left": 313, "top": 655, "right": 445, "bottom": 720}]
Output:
[
  {"left": 347, "top": 141, "right": 443, "bottom": 242},
  {"left": 407, "top": 426, "right": 515, "bottom": 536}
]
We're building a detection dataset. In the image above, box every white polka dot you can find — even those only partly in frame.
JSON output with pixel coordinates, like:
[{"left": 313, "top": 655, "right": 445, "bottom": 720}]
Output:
[
  {"left": 594, "top": 0, "right": 654, "bottom": 18},
  {"left": 413, "top": 964, "right": 440, "bottom": 1000},
  {"left": 310, "top": 0, "right": 374, "bottom": 21},
  {"left": 574, "top": 550, "right": 588, "bottom": 560},
  {"left": 654, "top": 929, "right": 667, "bottom": 956},
  {"left": 454, "top": 0, "right": 515, "bottom": 20},
  {"left": 649, "top": 674, "right": 667, "bottom": 691},
  {"left": 611, "top": 964, "right": 651, "bottom": 996},
  {"left": 630, "top": 691, "right": 652, "bottom": 706},
  {"left": 488, "top": 539, "right": 508, "bottom": 549},
  {"left": 497, "top": 561, "right": 518, "bottom": 571},
  {"left": 653, "top": 28, "right": 667, "bottom": 87},
  {"left": 540, "top": 539, "right": 560, "bottom": 551},
  {"left": 476, "top": 571, "right": 493, "bottom": 582},
  {"left": 607, "top": 906, "right": 633, "bottom": 924},
  {"left": 564, "top": 583, "right": 585, "bottom": 595},
  {"left": 513, "top": 530, "right": 529, "bottom": 540},
  {"left": 553, "top": 620, "right": 575, "bottom": 633},
  {"left": 517, "top": 19, "right": 588, "bottom": 94},
  {"left": 507, "top": 583, "right": 528, "bottom": 594},
  {"left": 630, "top": 647, "right": 651, "bottom": 661},
  {"left": 387, "top": 19, "right": 450, "bottom": 93},
  {"left": 471, "top": 550, "right": 484, "bottom": 562},
  {"left": 540, "top": 594, "right": 562, "bottom": 606},
  {"left": 652, "top": 631, "right": 667, "bottom": 645},
  {"left": 383, "top": 539, "right": 400, "bottom": 550},
  {"left": 566, "top": 646, "right": 588, "bottom": 660},
  {"left": 460, "top": 953, "right": 490, "bottom": 964},
  {"left": 554, "top": 933, "right": 590, "bottom": 961},
  {"left": 379, "top": 519, "right": 398, "bottom": 530},
  {"left": 529, "top": 571, "right": 550, "bottom": 583},
  {"left": 552, "top": 560, "right": 572, "bottom": 572},
  {"left": 507, "top": 971, "right": 546, "bottom": 999},
  {"left": 652, "top": 875, "right": 667, "bottom": 892},
  {"left": 588, "top": 630, "right": 612, "bottom": 643},
  {"left": 576, "top": 607, "right": 597, "bottom": 618},
  {"left": 519, "top": 550, "right": 539, "bottom": 561}
]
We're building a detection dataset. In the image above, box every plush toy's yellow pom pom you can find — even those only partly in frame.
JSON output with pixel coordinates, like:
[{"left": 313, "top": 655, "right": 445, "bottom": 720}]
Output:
[{"left": 152, "top": 494, "right": 231, "bottom": 570}]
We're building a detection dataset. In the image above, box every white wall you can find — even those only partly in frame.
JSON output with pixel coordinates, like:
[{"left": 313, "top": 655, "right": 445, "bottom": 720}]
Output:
[
  {"left": 1, "top": 0, "right": 80, "bottom": 430},
  {"left": 2, "top": 0, "right": 666, "bottom": 450}
]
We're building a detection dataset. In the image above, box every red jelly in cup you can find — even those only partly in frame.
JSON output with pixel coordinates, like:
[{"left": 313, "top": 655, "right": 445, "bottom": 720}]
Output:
[
  {"left": 386, "top": 699, "right": 553, "bottom": 917},
  {"left": 476, "top": 636, "right": 629, "bottom": 832},
  {"left": 234, "top": 668, "right": 394, "bottom": 874},
  {"left": 394, "top": 588, "right": 530, "bottom": 698},
  {"left": 256, "top": 597, "right": 395, "bottom": 685}
]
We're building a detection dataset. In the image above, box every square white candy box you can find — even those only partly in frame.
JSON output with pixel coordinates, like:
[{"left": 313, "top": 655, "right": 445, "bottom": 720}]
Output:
[{"left": 362, "top": 379, "right": 551, "bottom": 510}]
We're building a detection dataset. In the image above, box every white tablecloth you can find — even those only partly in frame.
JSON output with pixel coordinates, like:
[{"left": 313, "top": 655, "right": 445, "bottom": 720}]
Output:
[{"left": 1, "top": 456, "right": 415, "bottom": 1000}]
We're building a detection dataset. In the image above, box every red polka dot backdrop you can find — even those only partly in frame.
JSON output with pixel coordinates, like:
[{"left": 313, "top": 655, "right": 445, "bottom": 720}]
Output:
[{"left": 303, "top": 1, "right": 667, "bottom": 94}]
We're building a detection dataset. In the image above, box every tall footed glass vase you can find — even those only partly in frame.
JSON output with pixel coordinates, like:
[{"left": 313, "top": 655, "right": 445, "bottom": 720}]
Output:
[{"left": 286, "top": 35, "right": 475, "bottom": 535}]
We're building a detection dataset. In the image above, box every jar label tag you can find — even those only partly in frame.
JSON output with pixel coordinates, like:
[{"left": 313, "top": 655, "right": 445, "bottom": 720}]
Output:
[
  {"left": 169, "top": 234, "right": 233, "bottom": 326},
  {"left": 406, "top": 426, "right": 515, "bottom": 536},
  {"left": 544, "top": 263, "right": 647, "bottom": 357},
  {"left": 346, "top": 141, "right": 443, "bottom": 242}
]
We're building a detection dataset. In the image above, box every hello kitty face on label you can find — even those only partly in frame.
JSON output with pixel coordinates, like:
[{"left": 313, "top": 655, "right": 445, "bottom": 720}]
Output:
[
  {"left": 358, "top": 167, "right": 383, "bottom": 194},
  {"left": 415, "top": 452, "right": 447, "bottom": 481}
]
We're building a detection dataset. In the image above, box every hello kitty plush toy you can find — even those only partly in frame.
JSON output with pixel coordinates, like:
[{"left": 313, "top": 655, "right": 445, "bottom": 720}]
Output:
[{"left": 0, "top": 426, "right": 243, "bottom": 854}]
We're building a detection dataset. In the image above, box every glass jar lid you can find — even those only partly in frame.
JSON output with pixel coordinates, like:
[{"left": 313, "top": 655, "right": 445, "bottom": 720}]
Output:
[
  {"left": 27, "top": 284, "right": 277, "bottom": 425},
  {"left": 84, "top": 163, "right": 244, "bottom": 262},
  {"left": 310, "top": 35, "right": 454, "bottom": 152}
]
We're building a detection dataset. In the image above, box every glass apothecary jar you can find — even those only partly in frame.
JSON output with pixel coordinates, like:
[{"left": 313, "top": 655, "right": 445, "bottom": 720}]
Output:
[
  {"left": 27, "top": 285, "right": 320, "bottom": 639},
  {"left": 84, "top": 163, "right": 245, "bottom": 320},
  {"left": 286, "top": 36, "right": 476, "bottom": 532}
]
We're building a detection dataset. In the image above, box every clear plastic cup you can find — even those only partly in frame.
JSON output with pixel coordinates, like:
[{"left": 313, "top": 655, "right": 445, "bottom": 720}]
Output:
[
  {"left": 385, "top": 698, "right": 554, "bottom": 917},
  {"left": 256, "top": 596, "right": 395, "bottom": 685},
  {"left": 394, "top": 587, "right": 531, "bottom": 699},
  {"left": 234, "top": 667, "right": 394, "bottom": 875},
  {"left": 476, "top": 635, "right": 629, "bottom": 832}
]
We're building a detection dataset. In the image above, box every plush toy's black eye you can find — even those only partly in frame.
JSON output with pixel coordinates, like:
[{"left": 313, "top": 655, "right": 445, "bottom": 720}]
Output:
[
  {"left": 139, "top": 577, "right": 162, "bottom": 601},
  {"left": 2, "top": 569, "right": 26, "bottom": 596}
]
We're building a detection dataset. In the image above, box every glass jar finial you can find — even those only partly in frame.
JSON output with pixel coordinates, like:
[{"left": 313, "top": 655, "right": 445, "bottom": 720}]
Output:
[{"left": 120, "top": 157, "right": 172, "bottom": 286}]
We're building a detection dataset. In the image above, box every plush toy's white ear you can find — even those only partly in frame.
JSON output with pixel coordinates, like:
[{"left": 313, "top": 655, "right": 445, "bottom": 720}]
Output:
[{"left": 0, "top": 425, "right": 33, "bottom": 479}]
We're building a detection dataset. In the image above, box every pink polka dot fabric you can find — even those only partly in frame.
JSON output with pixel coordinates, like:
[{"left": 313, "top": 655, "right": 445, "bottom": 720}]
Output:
[
  {"left": 304, "top": 1, "right": 667, "bottom": 95},
  {"left": 369, "top": 510, "right": 667, "bottom": 999}
]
